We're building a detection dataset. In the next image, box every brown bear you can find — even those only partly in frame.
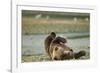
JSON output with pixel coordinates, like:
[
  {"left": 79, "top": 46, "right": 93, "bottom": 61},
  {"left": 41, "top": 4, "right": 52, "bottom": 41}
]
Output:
[
  {"left": 44, "top": 32, "right": 56, "bottom": 57},
  {"left": 49, "top": 37, "right": 86, "bottom": 60},
  {"left": 44, "top": 32, "right": 86, "bottom": 60}
]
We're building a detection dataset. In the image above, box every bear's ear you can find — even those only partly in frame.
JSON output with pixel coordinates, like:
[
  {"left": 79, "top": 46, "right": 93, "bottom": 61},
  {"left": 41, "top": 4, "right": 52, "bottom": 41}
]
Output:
[{"left": 55, "top": 47, "right": 58, "bottom": 51}]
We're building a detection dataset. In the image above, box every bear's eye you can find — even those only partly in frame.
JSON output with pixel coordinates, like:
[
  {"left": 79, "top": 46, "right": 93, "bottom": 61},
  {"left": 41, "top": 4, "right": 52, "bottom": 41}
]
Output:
[{"left": 55, "top": 47, "right": 58, "bottom": 51}]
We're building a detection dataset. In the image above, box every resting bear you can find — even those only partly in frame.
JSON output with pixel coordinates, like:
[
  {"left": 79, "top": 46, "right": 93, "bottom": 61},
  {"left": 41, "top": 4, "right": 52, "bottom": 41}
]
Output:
[
  {"left": 44, "top": 32, "right": 86, "bottom": 60},
  {"left": 49, "top": 37, "right": 86, "bottom": 60}
]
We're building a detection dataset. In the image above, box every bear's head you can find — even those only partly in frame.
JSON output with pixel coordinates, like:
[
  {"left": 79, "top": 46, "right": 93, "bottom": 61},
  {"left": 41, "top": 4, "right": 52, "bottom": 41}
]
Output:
[{"left": 52, "top": 44, "right": 74, "bottom": 60}]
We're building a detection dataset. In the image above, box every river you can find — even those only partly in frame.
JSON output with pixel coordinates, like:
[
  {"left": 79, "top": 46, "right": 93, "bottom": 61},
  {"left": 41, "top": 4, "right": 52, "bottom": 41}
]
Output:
[{"left": 22, "top": 32, "right": 90, "bottom": 56}]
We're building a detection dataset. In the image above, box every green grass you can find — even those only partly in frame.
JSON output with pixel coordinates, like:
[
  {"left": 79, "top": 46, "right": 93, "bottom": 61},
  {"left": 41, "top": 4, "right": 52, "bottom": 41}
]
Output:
[{"left": 22, "top": 55, "right": 50, "bottom": 62}]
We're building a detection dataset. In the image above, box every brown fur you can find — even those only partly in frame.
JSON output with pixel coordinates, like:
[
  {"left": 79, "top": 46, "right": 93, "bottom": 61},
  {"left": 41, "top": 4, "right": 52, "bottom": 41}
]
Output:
[
  {"left": 49, "top": 37, "right": 86, "bottom": 60},
  {"left": 49, "top": 43, "right": 86, "bottom": 60},
  {"left": 44, "top": 32, "right": 56, "bottom": 57},
  {"left": 44, "top": 32, "right": 86, "bottom": 60},
  {"left": 74, "top": 50, "right": 86, "bottom": 59},
  {"left": 49, "top": 43, "right": 74, "bottom": 60},
  {"left": 49, "top": 36, "right": 72, "bottom": 60}
]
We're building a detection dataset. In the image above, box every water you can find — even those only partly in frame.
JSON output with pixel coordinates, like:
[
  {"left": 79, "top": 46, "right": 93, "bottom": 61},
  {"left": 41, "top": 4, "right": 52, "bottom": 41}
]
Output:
[{"left": 22, "top": 32, "right": 89, "bottom": 55}]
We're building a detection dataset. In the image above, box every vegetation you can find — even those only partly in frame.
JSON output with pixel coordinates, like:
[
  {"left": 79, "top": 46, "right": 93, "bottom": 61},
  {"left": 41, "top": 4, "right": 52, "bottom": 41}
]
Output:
[{"left": 22, "top": 10, "right": 90, "bottom": 34}]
